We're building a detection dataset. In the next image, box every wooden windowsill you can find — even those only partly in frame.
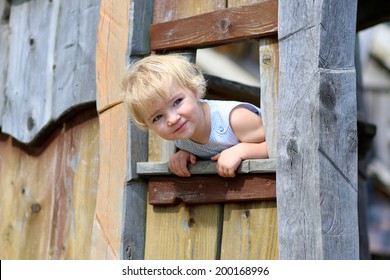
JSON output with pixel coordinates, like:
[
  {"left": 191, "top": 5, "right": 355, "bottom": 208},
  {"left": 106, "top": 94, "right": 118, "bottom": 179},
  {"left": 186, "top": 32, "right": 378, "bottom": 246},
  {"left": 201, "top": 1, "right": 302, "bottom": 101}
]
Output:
[
  {"left": 137, "top": 158, "right": 276, "bottom": 176},
  {"left": 137, "top": 159, "right": 276, "bottom": 205}
]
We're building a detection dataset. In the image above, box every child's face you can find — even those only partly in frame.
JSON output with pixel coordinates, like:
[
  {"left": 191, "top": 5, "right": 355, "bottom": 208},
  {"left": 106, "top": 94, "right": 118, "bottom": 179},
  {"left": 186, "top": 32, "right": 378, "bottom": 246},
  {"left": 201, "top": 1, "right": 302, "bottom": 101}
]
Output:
[{"left": 145, "top": 78, "right": 204, "bottom": 141}]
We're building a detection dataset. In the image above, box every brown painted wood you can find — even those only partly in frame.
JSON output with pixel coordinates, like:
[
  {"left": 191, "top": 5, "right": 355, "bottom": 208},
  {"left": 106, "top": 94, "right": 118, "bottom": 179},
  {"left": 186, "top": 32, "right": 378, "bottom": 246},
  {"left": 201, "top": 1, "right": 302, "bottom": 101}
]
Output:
[
  {"left": 148, "top": 174, "right": 276, "bottom": 205},
  {"left": 150, "top": 1, "right": 277, "bottom": 51}
]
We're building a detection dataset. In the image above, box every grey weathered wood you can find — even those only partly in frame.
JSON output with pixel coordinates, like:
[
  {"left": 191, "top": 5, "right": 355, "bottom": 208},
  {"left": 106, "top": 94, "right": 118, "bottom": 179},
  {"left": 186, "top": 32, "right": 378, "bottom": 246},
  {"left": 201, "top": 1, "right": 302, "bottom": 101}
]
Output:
[
  {"left": 259, "top": 37, "right": 278, "bottom": 159},
  {"left": 122, "top": 0, "right": 153, "bottom": 260},
  {"left": 52, "top": 0, "right": 100, "bottom": 120},
  {"left": 137, "top": 159, "right": 276, "bottom": 176},
  {"left": 277, "top": 0, "right": 359, "bottom": 259},
  {"left": 1, "top": 0, "right": 99, "bottom": 144},
  {"left": 0, "top": 0, "right": 10, "bottom": 123}
]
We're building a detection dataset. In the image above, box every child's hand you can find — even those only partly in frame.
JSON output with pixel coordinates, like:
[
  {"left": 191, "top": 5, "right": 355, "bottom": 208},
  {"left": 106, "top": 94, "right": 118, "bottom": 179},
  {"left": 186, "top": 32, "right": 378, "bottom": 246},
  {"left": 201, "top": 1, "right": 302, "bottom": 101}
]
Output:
[
  {"left": 168, "top": 150, "right": 197, "bottom": 177},
  {"left": 211, "top": 147, "right": 242, "bottom": 178}
]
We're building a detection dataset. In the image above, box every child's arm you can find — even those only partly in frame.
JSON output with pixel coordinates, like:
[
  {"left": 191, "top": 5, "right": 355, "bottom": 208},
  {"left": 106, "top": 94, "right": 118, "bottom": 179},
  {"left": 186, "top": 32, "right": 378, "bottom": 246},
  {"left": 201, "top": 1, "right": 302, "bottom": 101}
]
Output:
[
  {"left": 168, "top": 149, "right": 197, "bottom": 177},
  {"left": 211, "top": 106, "right": 268, "bottom": 178}
]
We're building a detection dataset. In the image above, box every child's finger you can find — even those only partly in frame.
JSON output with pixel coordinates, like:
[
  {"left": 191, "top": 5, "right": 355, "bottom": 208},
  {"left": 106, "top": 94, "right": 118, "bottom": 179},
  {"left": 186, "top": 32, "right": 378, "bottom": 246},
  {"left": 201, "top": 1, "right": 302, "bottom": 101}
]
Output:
[{"left": 210, "top": 154, "right": 220, "bottom": 161}]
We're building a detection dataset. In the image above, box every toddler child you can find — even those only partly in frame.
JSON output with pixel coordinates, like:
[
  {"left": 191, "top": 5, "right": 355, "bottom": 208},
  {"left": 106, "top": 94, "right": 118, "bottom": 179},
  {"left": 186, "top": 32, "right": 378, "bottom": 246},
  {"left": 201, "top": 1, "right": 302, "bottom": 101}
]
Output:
[{"left": 122, "top": 54, "right": 268, "bottom": 178}]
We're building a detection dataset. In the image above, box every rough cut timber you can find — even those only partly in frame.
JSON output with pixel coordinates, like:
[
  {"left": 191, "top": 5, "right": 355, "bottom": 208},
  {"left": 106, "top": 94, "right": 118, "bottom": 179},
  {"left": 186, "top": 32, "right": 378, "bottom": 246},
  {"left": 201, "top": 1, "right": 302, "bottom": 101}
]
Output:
[
  {"left": 1, "top": 0, "right": 100, "bottom": 144},
  {"left": 150, "top": 0, "right": 277, "bottom": 51},
  {"left": 148, "top": 174, "right": 276, "bottom": 205},
  {"left": 277, "top": 0, "right": 359, "bottom": 259}
]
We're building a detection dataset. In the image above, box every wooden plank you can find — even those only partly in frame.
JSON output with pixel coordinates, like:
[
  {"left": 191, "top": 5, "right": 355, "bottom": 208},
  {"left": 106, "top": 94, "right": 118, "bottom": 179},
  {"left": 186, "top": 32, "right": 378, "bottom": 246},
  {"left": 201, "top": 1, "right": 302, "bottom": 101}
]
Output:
[
  {"left": 259, "top": 37, "right": 279, "bottom": 158},
  {"left": 220, "top": 201, "right": 278, "bottom": 259},
  {"left": 2, "top": 0, "right": 99, "bottom": 144},
  {"left": 91, "top": 104, "right": 128, "bottom": 260},
  {"left": 148, "top": 174, "right": 276, "bottom": 205},
  {"left": 0, "top": 0, "right": 10, "bottom": 123},
  {"left": 50, "top": 109, "right": 99, "bottom": 260},
  {"left": 93, "top": 0, "right": 152, "bottom": 260},
  {"left": 150, "top": 0, "right": 277, "bottom": 51},
  {"left": 95, "top": 0, "right": 130, "bottom": 112},
  {"left": 144, "top": 203, "right": 222, "bottom": 259},
  {"left": 52, "top": 0, "right": 100, "bottom": 120},
  {"left": 277, "top": 0, "right": 359, "bottom": 259},
  {"left": 0, "top": 109, "right": 99, "bottom": 260},
  {"left": 138, "top": 159, "right": 276, "bottom": 175},
  {"left": 123, "top": 0, "right": 154, "bottom": 260},
  {"left": 153, "top": 0, "right": 226, "bottom": 23}
]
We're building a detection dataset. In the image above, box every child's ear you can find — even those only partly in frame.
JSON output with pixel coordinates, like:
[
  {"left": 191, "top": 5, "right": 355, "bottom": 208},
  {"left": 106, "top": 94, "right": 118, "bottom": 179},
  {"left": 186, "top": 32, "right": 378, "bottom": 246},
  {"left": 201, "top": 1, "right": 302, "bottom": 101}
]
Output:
[{"left": 194, "top": 89, "right": 202, "bottom": 100}]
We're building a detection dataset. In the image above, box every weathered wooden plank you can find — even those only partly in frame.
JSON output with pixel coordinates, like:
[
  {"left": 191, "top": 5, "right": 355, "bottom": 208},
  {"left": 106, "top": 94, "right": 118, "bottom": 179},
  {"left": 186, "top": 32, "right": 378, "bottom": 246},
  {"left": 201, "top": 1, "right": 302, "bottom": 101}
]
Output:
[
  {"left": 96, "top": 0, "right": 135, "bottom": 112},
  {"left": 93, "top": 0, "right": 151, "bottom": 260},
  {"left": 150, "top": 1, "right": 277, "bottom": 51},
  {"left": 0, "top": 0, "right": 10, "bottom": 123},
  {"left": 137, "top": 159, "right": 276, "bottom": 175},
  {"left": 50, "top": 109, "right": 99, "bottom": 260},
  {"left": 220, "top": 201, "right": 278, "bottom": 259},
  {"left": 277, "top": 0, "right": 359, "bottom": 259},
  {"left": 144, "top": 204, "right": 222, "bottom": 259},
  {"left": 123, "top": 0, "right": 153, "bottom": 260},
  {"left": 259, "top": 37, "right": 278, "bottom": 159},
  {"left": 52, "top": 0, "right": 100, "bottom": 120},
  {"left": 148, "top": 174, "right": 276, "bottom": 205},
  {"left": 91, "top": 104, "right": 128, "bottom": 260},
  {"left": 153, "top": 0, "right": 226, "bottom": 23},
  {"left": 0, "top": 109, "right": 99, "bottom": 260},
  {"left": 1, "top": 0, "right": 99, "bottom": 144}
]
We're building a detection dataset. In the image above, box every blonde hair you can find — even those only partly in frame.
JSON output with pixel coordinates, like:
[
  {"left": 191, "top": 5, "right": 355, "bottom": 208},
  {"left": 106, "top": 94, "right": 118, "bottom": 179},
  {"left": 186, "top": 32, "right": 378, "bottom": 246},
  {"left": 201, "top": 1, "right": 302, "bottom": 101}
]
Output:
[{"left": 122, "top": 54, "right": 206, "bottom": 129}]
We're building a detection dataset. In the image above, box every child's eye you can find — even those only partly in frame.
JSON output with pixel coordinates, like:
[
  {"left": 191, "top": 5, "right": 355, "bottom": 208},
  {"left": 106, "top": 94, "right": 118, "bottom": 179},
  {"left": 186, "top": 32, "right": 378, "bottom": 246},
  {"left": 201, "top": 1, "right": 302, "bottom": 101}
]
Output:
[
  {"left": 173, "top": 98, "right": 182, "bottom": 106},
  {"left": 153, "top": 115, "right": 162, "bottom": 123}
]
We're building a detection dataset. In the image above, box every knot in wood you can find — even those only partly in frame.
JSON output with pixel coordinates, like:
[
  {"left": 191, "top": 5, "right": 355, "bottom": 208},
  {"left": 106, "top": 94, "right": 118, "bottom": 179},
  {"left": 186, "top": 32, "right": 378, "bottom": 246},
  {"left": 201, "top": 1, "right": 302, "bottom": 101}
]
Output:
[
  {"left": 242, "top": 209, "right": 250, "bottom": 219},
  {"left": 219, "top": 18, "right": 231, "bottom": 32},
  {"left": 31, "top": 203, "right": 41, "bottom": 214},
  {"left": 27, "top": 116, "right": 35, "bottom": 131},
  {"left": 262, "top": 54, "right": 272, "bottom": 65}
]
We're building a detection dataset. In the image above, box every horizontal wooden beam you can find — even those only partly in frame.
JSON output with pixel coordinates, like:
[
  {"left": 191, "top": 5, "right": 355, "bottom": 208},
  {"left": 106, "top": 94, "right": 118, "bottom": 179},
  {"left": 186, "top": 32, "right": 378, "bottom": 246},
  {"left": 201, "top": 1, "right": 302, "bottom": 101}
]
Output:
[
  {"left": 150, "top": 0, "right": 277, "bottom": 51},
  {"left": 148, "top": 174, "right": 276, "bottom": 205},
  {"left": 137, "top": 159, "right": 276, "bottom": 176}
]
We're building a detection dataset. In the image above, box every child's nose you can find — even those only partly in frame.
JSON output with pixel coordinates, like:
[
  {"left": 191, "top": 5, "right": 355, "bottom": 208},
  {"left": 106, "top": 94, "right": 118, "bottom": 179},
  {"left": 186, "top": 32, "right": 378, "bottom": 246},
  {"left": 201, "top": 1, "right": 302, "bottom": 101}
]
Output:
[{"left": 167, "top": 114, "right": 180, "bottom": 126}]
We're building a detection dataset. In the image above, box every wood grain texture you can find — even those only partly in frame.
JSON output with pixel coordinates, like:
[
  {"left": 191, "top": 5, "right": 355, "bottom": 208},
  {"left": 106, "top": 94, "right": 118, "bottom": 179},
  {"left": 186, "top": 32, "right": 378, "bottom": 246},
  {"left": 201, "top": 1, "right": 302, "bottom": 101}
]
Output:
[
  {"left": 148, "top": 174, "right": 276, "bottom": 205},
  {"left": 153, "top": 0, "right": 226, "bottom": 23},
  {"left": 91, "top": 104, "right": 128, "bottom": 260},
  {"left": 0, "top": 0, "right": 10, "bottom": 122},
  {"left": 150, "top": 1, "right": 277, "bottom": 51},
  {"left": 0, "top": 109, "right": 99, "bottom": 259},
  {"left": 144, "top": 203, "right": 222, "bottom": 259},
  {"left": 95, "top": 0, "right": 130, "bottom": 112},
  {"left": 138, "top": 159, "right": 276, "bottom": 175},
  {"left": 259, "top": 37, "right": 279, "bottom": 159},
  {"left": 1, "top": 0, "right": 99, "bottom": 144},
  {"left": 277, "top": 0, "right": 359, "bottom": 259},
  {"left": 220, "top": 201, "right": 278, "bottom": 259}
]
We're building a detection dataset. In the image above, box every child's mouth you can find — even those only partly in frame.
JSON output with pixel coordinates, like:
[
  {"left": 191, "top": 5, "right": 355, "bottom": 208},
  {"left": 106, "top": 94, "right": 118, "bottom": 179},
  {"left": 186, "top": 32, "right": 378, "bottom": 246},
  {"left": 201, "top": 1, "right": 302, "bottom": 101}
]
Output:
[{"left": 174, "top": 121, "right": 187, "bottom": 133}]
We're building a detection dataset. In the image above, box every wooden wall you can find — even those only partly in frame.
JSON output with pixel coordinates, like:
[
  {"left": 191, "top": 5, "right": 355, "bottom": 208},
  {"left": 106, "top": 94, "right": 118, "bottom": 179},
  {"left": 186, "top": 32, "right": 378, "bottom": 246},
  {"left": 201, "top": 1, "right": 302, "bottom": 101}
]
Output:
[
  {"left": 0, "top": 0, "right": 100, "bottom": 259},
  {"left": 0, "top": 0, "right": 100, "bottom": 144},
  {"left": 0, "top": 109, "right": 99, "bottom": 259}
]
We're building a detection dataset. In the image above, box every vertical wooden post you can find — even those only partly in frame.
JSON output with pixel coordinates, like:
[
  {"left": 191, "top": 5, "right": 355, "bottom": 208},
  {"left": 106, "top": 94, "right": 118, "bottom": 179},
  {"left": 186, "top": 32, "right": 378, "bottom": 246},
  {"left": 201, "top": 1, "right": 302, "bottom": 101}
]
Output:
[
  {"left": 277, "top": 0, "right": 359, "bottom": 259},
  {"left": 121, "top": 0, "right": 153, "bottom": 260}
]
